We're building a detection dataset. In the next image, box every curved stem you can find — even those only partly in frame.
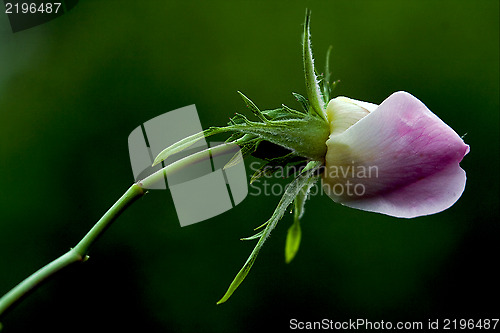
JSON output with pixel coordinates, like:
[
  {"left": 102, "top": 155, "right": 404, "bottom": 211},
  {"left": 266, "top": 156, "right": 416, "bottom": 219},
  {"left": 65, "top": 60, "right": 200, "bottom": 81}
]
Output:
[
  {"left": 73, "top": 184, "right": 145, "bottom": 258},
  {"left": 0, "top": 143, "right": 236, "bottom": 321},
  {"left": 0, "top": 184, "right": 145, "bottom": 319},
  {"left": 0, "top": 251, "right": 81, "bottom": 319}
]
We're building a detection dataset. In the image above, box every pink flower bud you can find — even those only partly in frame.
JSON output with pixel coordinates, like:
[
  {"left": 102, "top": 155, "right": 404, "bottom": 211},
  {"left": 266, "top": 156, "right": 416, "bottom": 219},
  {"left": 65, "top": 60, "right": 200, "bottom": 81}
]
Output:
[{"left": 323, "top": 91, "right": 469, "bottom": 218}]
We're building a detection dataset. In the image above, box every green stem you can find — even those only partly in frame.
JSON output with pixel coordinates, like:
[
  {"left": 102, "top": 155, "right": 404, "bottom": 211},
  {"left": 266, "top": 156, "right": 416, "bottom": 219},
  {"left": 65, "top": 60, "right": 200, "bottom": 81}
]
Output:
[
  {"left": 0, "top": 252, "right": 80, "bottom": 318},
  {"left": 0, "top": 184, "right": 144, "bottom": 319},
  {"left": 0, "top": 143, "right": 236, "bottom": 321},
  {"left": 73, "top": 184, "right": 145, "bottom": 258}
]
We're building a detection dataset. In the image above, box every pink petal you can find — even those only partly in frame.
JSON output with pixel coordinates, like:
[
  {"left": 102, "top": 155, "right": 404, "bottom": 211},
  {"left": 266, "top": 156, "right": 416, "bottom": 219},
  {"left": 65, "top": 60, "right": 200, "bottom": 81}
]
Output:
[{"left": 322, "top": 91, "right": 469, "bottom": 218}]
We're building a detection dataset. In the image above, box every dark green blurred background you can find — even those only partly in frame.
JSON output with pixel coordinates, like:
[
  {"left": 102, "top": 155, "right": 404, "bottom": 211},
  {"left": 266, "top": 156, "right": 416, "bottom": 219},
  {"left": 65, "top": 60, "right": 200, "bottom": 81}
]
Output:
[{"left": 0, "top": 1, "right": 498, "bottom": 332}]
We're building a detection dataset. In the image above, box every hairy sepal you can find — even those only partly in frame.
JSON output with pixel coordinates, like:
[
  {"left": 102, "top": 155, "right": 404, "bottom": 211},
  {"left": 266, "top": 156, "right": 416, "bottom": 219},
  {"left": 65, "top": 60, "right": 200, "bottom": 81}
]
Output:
[{"left": 217, "top": 161, "right": 322, "bottom": 304}]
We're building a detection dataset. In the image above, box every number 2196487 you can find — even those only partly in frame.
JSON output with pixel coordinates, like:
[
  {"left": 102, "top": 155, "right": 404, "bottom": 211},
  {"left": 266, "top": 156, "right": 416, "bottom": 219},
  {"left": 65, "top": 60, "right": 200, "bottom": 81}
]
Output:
[
  {"left": 443, "top": 319, "right": 498, "bottom": 330},
  {"left": 5, "top": 2, "right": 61, "bottom": 14}
]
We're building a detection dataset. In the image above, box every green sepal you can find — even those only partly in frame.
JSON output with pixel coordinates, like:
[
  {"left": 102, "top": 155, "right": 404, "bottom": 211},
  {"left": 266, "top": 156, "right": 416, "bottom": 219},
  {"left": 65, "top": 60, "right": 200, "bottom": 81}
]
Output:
[
  {"left": 303, "top": 9, "right": 327, "bottom": 121},
  {"left": 240, "top": 229, "right": 265, "bottom": 241},
  {"left": 154, "top": 86, "right": 328, "bottom": 168},
  {"left": 322, "top": 45, "right": 333, "bottom": 103},
  {"left": 223, "top": 138, "right": 261, "bottom": 170},
  {"left": 235, "top": 118, "right": 328, "bottom": 160},
  {"left": 249, "top": 162, "right": 275, "bottom": 184},
  {"left": 285, "top": 173, "right": 319, "bottom": 263},
  {"left": 249, "top": 151, "right": 312, "bottom": 184},
  {"left": 285, "top": 213, "right": 302, "bottom": 264},
  {"left": 237, "top": 91, "right": 269, "bottom": 123},
  {"left": 216, "top": 161, "right": 322, "bottom": 304},
  {"left": 292, "top": 92, "right": 310, "bottom": 113},
  {"left": 152, "top": 127, "right": 230, "bottom": 166}
]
